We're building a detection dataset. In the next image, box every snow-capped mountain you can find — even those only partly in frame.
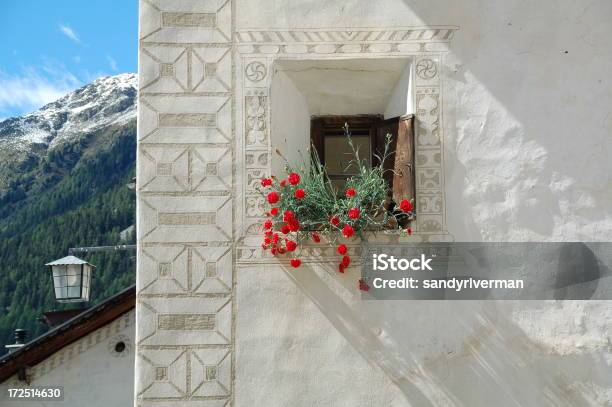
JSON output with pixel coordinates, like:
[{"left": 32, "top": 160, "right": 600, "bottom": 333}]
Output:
[
  {"left": 0, "top": 73, "right": 137, "bottom": 151},
  {"left": 0, "top": 73, "right": 138, "bottom": 202}
]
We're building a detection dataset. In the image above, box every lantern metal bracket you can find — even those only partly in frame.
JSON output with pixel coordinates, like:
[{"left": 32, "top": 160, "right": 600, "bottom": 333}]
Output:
[{"left": 68, "top": 245, "right": 136, "bottom": 255}]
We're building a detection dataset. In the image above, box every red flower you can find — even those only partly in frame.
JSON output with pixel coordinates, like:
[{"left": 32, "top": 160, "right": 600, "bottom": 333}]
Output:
[
  {"left": 294, "top": 189, "right": 306, "bottom": 199},
  {"left": 348, "top": 207, "right": 360, "bottom": 219},
  {"left": 342, "top": 255, "right": 351, "bottom": 267},
  {"left": 338, "top": 264, "right": 345, "bottom": 273},
  {"left": 261, "top": 178, "right": 273, "bottom": 187},
  {"left": 337, "top": 244, "right": 347, "bottom": 255},
  {"left": 345, "top": 188, "right": 356, "bottom": 198},
  {"left": 270, "top": 207, "right": 279, "bottom": 216},
  {"left": 311, "top": 233, "right": 321, "bottom": 243},
  {"left": 272, "top": 233, "right": 280, "bottom": 244},
  {"left": 400, "top": 199, "right": 413, "bottom": 213},
  {"left": 278, "top": 247, "right": 286, "bottom": 254},
  {"left": 264, "top": 237, "right": 271, "bottom": 245},
  {"left": 267, "top": 191, "right": 279, "bottom": 204},
  {"left": 288, "top": 219, "right": 300, "bottom": 232},
  {"left": 406, "top": 227, "right": 413, "bottom": 236},
  {"left": 270, "top": 247, "right": 277, "bottom": 255},
  {"left": 288, "top": 172, "right": 301, "bottom": 185},
  {"left": 281, "top": 225, "right": 290, "bottom": 234},
  {"left": 285, "top": 240, "right": 297, "bottom": 252},
  {"left": 283, "top": 210, "right": 294, "bottom": 222},
  {"left": 264, "top": 230, "right": 273, "bottom": 237},
  {"left": 263, "top": 220, "right": 273, "bottom": 230},
  {"left": 330, "top": 215, "right": 340, "bottom": 226},
  {"left": 342, "top": 224, "right": 354, "bottom": 238},
  {"left": 280, "top": 179, "right": 287, "bottom": 187},
  {"left": 290, "top": 258, "right": 301, "bottom": 268},
  {"left": 358, "top": 279, "right": 370, "bottom": 292}
]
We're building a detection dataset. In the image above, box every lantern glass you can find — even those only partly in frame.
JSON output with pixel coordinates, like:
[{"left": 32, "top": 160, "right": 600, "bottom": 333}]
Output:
[{"left": 47, "top": 257, "right": 93, "bottom": 303}]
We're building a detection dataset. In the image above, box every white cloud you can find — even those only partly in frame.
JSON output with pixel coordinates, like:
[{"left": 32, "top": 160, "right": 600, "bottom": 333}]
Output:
[
  {"left": 59, "top": 24, "right": 81, "bottom": 44},
  {"left": 0, "top": 65, "right": 81, "bottom": 118},
  {"left": 107, "top": 55, "right": 118, "bottom": 72}
]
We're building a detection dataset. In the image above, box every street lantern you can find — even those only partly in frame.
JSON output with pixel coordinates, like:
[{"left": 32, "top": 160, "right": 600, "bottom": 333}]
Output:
[{"left": 45, "top": 256, "right": 95, "bottom": 303}]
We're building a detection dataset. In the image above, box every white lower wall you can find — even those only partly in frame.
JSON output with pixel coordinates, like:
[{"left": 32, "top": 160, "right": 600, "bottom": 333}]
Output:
[{"left": 0, "top": 310, "right": 134, "bottom": 407}]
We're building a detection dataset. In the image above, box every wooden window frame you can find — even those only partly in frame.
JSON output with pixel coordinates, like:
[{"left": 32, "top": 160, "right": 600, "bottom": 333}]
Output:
[
  {"left": 310, "top": 114, "right": 416, "bottom": 206},
  {"left": 310, "top": 115, "right": 381, "bottom": 166}
]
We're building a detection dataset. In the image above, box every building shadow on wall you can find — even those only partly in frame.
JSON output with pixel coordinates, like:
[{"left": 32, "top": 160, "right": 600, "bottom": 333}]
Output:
[
  {"left": 400, "top": 0, "right": 612, "bottom": 239},
  {"left": 280, "top": 261, "right": 611, "bottom": 406}
]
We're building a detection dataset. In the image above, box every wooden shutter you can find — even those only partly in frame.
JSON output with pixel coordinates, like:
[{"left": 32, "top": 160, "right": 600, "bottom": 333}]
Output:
[{"left": 375, "top": 114, "right": 415, "bottom": 204}]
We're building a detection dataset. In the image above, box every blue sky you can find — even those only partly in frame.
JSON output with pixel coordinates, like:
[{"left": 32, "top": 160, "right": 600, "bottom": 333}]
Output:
[{"left": 0, "top": 1, "right": 138, "bottom": 119}]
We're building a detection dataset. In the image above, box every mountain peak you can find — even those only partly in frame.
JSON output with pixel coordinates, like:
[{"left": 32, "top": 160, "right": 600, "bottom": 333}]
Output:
[{"left": 0, "top": 73, "right": 138, "bottom": 149}]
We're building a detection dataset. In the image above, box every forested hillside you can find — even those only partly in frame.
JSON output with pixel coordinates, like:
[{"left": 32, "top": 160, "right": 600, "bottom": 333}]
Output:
[{"left": 0, "top": 75, "right": 137, "bottom": 353}]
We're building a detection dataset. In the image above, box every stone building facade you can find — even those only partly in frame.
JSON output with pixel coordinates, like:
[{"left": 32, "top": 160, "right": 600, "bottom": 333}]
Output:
[{"left": 136, "top": 1, "right": 612, "bottom": 406}]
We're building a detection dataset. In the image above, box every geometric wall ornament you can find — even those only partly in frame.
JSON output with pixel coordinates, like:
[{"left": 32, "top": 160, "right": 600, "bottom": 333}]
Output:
[
  {"left": 140, "top": 45, "right": 190, "bottom": 92},
  {"left": 140, "top": 46, "right": 231, "bottom": 94},
  {"left": 415, "top": 58, "right": 438, "bottom": 80},
  {"left": 192, "top": 47, "right": 231, "bottom": 92},
  {"left": 245, "top": 95, "right": 268, "bottom": 148},
  {"left": 417, "top": 194, "right": 443, "bottom": 214},
  {"left": 137, "top": 349, "right": 187, "bottom": 399},
  {"left": 244, "top": 60, "right": 267, "bottom": 85},
  {"left": 139, "top": 196, "right": 232, "bottom": 243},
  {"left": 140, "top": 0, "right": 231, "bottom": 44},
  {"left": 140, "top": 146, "right": 190, "bottom": 192},
  {"left": 190, "top": 348, "right": 231, "bottom": 397},
  {"left": 139, "top": 246, "right": 232, "bottom": 295},
  {"left": 137, "top": 0, "right": 235, "bottom": 405},
  {"left": 191, "top": 147, "right": 232, "bottom": 192},
  {"left": 137, "top": 297, "right": 232, "bottom": 346},
  {"left": 139, "top": 146, "right": 231, "bottom": 193},
  {"left": 139, "top": 95, "right": 231, "bottom": 144},
  {"left": 417, "top": 168, "right": 441, "bottom": 189}
]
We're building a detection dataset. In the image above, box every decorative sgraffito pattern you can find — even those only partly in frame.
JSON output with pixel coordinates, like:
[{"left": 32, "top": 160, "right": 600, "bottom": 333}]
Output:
[
  {"left": 137, "top": 0, "right": 234, "bottom": 406},
  {"left": 140, "top": 146, "right": 232, "bottom": 193},
  {"left": 244, "top": 61, "right": 267, "bottom": 82},
  {"left": 415, "top": 58, "right": 438, "bottom": 80},
  {"left": 139, "top": 246, "right": 232, "bottom": 295},
  {"left": 235, "top": 28, "right": 457, "bottom": 55},
  {"left": 138, "top": 0, "right": 457, "bottom": 401},
  {"left": 140, "top": 0, "right": 231, "bottom": 43},
  {"left": 415, "top": 79, "right": 444, "bottom": 233},
  {"left": 242, "top": 81, "right": 271, "bottom": 236},
  {"left": 141, "top": 45, "right": 231, "bottom": 93},
  {"left": 235, "top": 30, "right": 456, "bottom": 246}
]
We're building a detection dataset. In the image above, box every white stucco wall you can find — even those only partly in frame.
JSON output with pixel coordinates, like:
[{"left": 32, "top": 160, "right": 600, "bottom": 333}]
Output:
[
  {"left": 235, "top": 1, "right": 612, "bottom": 405},
  {"left": 137, "top": 0, "right": 612, "bottom": 406},
  {"left": 384, "top": 62, "right": 413, "bottom": 119},
  {"left": 0, "top": 310, "right": 134, "bottom": 407},
  {"left": 270, "top": 68, "right": 311, "bottom": 176}
]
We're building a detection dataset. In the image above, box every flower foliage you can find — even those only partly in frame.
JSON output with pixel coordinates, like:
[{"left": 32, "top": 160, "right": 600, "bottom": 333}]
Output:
[{"left": 258, "top": 124, "right": 416, "bottom": 288}]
